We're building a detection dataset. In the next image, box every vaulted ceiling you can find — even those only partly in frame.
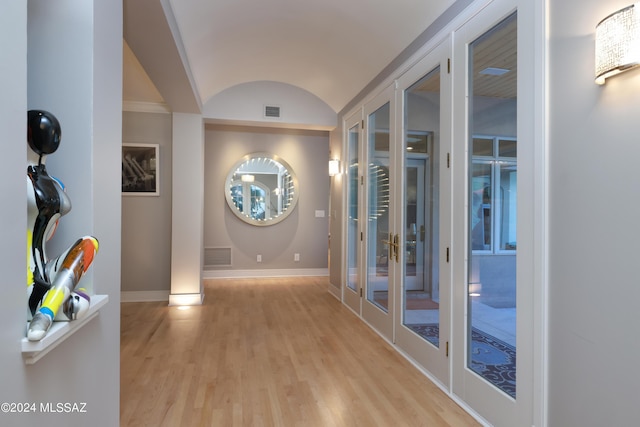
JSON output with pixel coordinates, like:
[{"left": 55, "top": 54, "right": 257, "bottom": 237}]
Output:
[{"left": 123, "top": 0, "right": 457, "bottom": 115}]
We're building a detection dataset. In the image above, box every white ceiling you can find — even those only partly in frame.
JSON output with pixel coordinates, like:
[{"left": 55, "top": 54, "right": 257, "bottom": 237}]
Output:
[{"left": 124, "top": 0, "right": 456, "bottom": 114}]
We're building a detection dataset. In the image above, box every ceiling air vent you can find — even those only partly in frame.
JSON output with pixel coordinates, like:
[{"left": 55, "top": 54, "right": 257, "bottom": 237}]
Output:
[{"left": 264, "top": 105, "right": 281, "bottom": 119}]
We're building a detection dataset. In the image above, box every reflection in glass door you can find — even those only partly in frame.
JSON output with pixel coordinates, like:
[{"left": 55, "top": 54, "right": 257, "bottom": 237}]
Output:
[
  {"left": 467, "top": 12, "right": 517, "bottom": 399},
  {"left": 362, "top": 88, "right": 396, "bottom": 342},
  {"left": 366, "top": 102, "right": 391, "bottom": 313},
  {"left": 402, "top": 68, "right": 441, "bottom": 348}
]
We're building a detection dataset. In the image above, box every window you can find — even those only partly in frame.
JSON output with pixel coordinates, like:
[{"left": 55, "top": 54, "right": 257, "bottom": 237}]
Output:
[{"left": 470, "top": 136, "right": 516, "bottom": 253}]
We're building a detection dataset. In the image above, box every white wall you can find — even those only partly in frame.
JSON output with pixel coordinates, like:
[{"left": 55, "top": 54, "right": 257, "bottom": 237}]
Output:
[
  {"left": 548, "top": 0, "right": 640, "bottom": 425},
  {"left": 0, "top": 1, "right": 121, "bottom": 426},
  {"left": 328, "top": 125, "right": 344, "bottom": 294},
  {"left": 170, "top": 113, "right": 205, "bottom": 305}
]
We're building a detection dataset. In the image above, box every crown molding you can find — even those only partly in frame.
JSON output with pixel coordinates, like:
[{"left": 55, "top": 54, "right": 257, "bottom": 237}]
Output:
[{"left": 122, "top": 100, "right": 171, "bottom": 113}]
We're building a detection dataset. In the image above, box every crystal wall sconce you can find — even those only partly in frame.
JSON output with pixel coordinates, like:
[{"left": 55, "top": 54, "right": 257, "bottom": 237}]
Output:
[{"left": 595, "top": 3, "right": 640, "bottom": 85}]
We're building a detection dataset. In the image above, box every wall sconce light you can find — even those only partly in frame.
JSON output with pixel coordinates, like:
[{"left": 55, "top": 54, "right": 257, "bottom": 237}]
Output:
[
  {"left": 595, "top": 3, "right": 640, "bottom": 85},
  {"left": 328, "top": 159, "right": 340, "bottom": 176},
  {"left": 241, "top": 174, "right": 255, "bottom": 182}
]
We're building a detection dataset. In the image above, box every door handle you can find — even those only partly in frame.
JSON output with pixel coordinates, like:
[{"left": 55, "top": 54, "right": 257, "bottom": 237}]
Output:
[
  {"left": 382, "top": 232, "right": 395, "bottom": 261},
  {"left": 383, "top": 233, "right": 400, "bottom": 264},
  {"left": 393, "top": 233, "right": 400, "bottom": 263}
]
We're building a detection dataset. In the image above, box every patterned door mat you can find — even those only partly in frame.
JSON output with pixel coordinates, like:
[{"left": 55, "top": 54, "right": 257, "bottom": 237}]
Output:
[{"left": 406, "top": 323, "right": 516, "bottom": 398}]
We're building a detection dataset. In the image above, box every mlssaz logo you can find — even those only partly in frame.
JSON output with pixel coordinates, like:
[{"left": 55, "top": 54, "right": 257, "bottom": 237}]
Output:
[{"left": 40, "top": 402, "right": 87, "bottom": 413}]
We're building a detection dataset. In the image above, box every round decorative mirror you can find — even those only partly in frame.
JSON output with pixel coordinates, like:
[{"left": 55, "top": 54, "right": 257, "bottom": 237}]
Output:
[{"left": 224, "top": 153, "right": 299, "bottom": 226}]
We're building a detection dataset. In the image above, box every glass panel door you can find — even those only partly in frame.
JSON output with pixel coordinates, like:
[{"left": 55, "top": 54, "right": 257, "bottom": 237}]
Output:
[
  {"left": 403, "top": 71, "right": 441, "bottom": 344},
  {"left": 394, "top": 40, "right": 451, "bottom": 386},
  {"left": 366, "top": 102, "right": 391, "bottom": 311},
  {"left": 344, "top": 112, "right": 362, "bottom": 313},
  {"left": 467, "top": 11, "right": 518, "bottom": 400},
  {"left": 362, "top": 86, "right": 395, "bottom": 341},
  {"left": 451, "top": 2, "right": 527, "bottom": 424}
]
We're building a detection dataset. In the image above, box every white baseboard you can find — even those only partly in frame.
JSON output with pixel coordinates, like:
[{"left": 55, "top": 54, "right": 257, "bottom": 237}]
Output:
[
  {"left": 122, "top": 270, "right": 329, "bottom": 302},
  {"left": 202, "top": 268, "right": 329, "bottom": 279},
  {"left": 328, "top": 283, "right": 341, "bottom": 300},
  {"left": 121, "top": 290, "right": 170, "bottom": 303}
]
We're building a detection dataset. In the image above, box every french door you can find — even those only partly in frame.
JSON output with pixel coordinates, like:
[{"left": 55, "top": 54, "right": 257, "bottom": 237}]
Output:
[
  {"left": 361, "top": 85, "right": 396, "bottom": 341},
  {"left": 341, "top": 0, "right": 540, "bottom": 424},
  {"left": 393, "top": 39, "right": 452, "bottom": 388},
  {"left": 451, "top": 0, "right": 536, "bottom": 425},
  {"left": 343, "top": 110, "right": 362, "bottom": 314}
]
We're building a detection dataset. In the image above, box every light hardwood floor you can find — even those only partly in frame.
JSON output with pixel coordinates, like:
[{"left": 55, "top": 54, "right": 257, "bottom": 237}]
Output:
[{"left": 120, "top": 277, "right": 479, "bottom": 426}]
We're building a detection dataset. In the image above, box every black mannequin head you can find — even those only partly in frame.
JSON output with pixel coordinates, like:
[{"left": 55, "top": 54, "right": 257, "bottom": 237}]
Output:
[{"left": 27, "top": 110, "right": 61, "bottom": 156}]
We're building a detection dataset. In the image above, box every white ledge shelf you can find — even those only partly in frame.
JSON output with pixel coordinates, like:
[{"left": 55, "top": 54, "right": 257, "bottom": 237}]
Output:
[{"left": 22, "top": 294, "right": 109, "bottom": 365}]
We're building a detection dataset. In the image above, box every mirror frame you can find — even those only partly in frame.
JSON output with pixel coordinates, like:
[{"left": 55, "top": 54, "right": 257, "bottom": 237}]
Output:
[{"left": 224, "top": 152, "right": 299, "bottom": 226}]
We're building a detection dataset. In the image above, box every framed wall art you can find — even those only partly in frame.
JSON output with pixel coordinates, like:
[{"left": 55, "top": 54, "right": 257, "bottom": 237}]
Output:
[{"left": 122, "top": 143, "right": 159, "bottom": 196}]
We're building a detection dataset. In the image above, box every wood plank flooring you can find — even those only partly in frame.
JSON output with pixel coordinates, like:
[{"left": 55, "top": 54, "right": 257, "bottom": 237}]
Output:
[{"left": 120, "top": 277, "right": 479, "bottom": 426}]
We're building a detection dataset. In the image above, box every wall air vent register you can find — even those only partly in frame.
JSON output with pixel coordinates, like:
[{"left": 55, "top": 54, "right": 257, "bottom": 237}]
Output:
[
  {"left": 264, "top": 105, "right": 281, "bottom": 118},
  {"left": 204, "top": 247, "right": 232, "bottom": 269}
]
